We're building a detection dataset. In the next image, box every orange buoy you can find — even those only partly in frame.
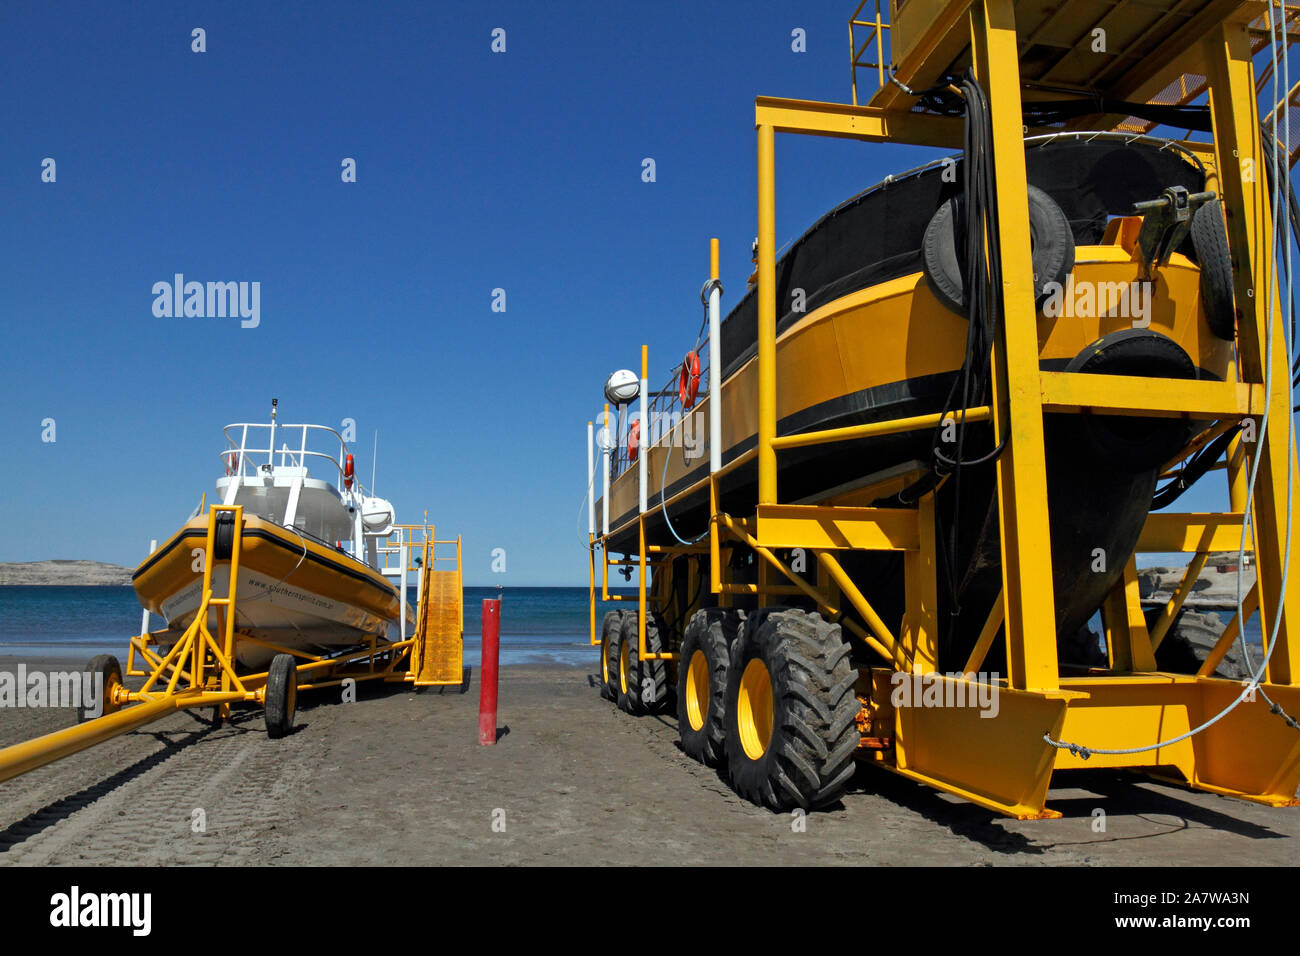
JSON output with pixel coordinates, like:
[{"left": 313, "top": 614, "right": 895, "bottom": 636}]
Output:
[{"left": 679, "top": 351, "right": 701, "bottom": 409}]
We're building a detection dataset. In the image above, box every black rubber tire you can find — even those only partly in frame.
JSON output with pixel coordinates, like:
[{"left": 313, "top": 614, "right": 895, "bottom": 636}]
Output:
[
  {"left": 213, "top": 511, "right": 236, "bottom": 561},
  {"left": 922, "top": 184, "right": 1075, "bottom": 315},
  {"left": 264, "top": 653, "right": 298, "bottom": 739},
  {"left": 80, "top": 654, "right": 123, "bottom": 722},
  {"left": 724, "top": 609, "right": 860, "bottom": 811},
  {"left": 617, "top": 611, "right": 668, "bottom": 716},
  {"left": 599, "top": 610, "right": 624, "bottom": 702},
  {"left": 1062, "top": 328, "right": 1197, "bottom": 471},
  {"left": 676, "top": 608, "right": 742, "bottom": 766},
  {"left": 1189, "top": 199, "right": 1236, "bottom": 341}
]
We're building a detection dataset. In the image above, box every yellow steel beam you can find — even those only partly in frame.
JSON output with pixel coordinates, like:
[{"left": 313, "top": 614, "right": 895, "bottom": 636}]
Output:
[
  {"left": 1197, "top": 583, "right": 1260, "bottom": 677},
  {"left": 755, "top": 95, "right": 965, "bottom": 148},
  {"left": 1053, "top": 676, "right": 1300, "bottom": 805},
  {"left": 0, "top": 690, "right": 236, "bottom": 785},
  {"left": 1150, "top": 549, "right": 1212, "bottom": 652},
  {"left": 817, "top": 550, "right": 902, "bottom": 666},
  {"left": 888, "top": 675, "right": 1073, "bottom": 819},
  {"left": 588, "top": 535, "right": 598, "bottom": 646},
  {"left": 962, "top": 592, "right": 1005, "bottom": 675},
  {"left": 1206, "top": 17, "right": 1300, "bottom": 683},
  {"left": 770, "top": 405, "right": 991, "bottom": 451},
  {"left": 902, "top": 493, "right": 939, "bottom": 674},
  {"left": 757, "top": 122, "right": 777, "bottom": 505},
  {"left": 1039, "top": 372, "right": 1266, "bottom": 419},
  {"left": 1112, "top": 558, "right": 1159, "bottom": 672},
  {"left": 975, "top": 0, "right": 1059, "bottom": 692},
  {"left": 716, "top": 516, "right": 860, "bottom": 641},
  {"left": 870, "top": 0, "right": 975, "bottom": 112},
  {"left": 752, "top": 503, "right": 920, "bottom": 551},
  {"left": 1138, "top": 512, "right": 1254, "bottom": 553}
]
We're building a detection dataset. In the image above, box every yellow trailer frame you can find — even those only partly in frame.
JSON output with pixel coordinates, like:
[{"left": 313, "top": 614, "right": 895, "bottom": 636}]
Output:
[
  {"left": 589, "top": 0, "right": 1300, "bottom": 818},
  {"left": 0, "top": 506, "right": 465, "bottom": 785}
]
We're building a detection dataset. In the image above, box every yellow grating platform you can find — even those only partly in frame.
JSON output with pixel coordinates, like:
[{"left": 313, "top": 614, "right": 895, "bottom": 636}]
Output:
[{"left": 414, "top": 568, "right": 464, "bottom": 686}]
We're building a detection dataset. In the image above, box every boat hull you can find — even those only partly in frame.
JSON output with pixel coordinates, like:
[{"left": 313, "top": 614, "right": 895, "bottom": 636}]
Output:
[
  {"left": 134, "top": 514, "right": 405, "bottom": 671},
  {"left": 600, "top": 252, "right": 1230, "bottom": 669}
]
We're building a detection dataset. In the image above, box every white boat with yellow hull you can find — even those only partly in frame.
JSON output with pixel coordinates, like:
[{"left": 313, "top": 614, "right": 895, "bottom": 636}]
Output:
[{"left": 132, "top": 403, "right": 415, "bottom": 671}]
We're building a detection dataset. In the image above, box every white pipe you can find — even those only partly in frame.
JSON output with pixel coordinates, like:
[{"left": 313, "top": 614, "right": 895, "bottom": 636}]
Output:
[
  {"left": 638, "top": 374, "right": 649, "bottom": 514},
  {"left": 400, "top": 528, "right": 409, "bottom": 642},
  {"left": 267, "top": 401, "right": 277, "bottom": 470},
  {"left": 586, "top": 421, "right": 595, "bottom": 536},
  {"left": 354, "top": 506, "right": 364, "bottom": 562},
  {"left": 139, "top": 539, "right": 157, "bottom": 636},
  {"left": 602, "top": 410, "right": 610, "bottom": 536},
  {"left": 709, "top": 283, "right": 722, "bottom": 474},
  {"left": 416, "top": 529, "right": 425, "bottom": 612}
]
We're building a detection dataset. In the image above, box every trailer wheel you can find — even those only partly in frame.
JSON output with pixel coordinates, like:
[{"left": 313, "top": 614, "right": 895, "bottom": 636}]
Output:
[
  {"left": 677, "top": 609, "right": 741, "bottom": 766},
  {"left": 599, "top": 610, "right": 624, "bottom": 702},
  {"left": 618, "top": 611, "right": 668, "bottom": 716},
  {"left": 80, "top": 654, "right": 123, "bottom": 722},
  {"left": 264, "top": 653, "right": 298, "bottom": 739},
  {"left": 724, "top": 609, "right": 859, "bottom": 811}
]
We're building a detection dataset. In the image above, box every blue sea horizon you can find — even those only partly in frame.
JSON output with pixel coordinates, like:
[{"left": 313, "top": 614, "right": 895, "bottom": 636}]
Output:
[{"left": 0, "top": 585, "right": 636, "bottom": 668}]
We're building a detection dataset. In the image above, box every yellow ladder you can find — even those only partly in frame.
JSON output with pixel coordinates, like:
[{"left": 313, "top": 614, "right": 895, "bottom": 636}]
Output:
[{"left": 411, "top": 535, "right": 464, "bottom": 686}]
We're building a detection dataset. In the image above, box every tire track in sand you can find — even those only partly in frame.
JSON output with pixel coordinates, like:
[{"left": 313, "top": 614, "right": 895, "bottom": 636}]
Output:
[{"left": 0, "top": 710, "right": 318, "bottom": 866}]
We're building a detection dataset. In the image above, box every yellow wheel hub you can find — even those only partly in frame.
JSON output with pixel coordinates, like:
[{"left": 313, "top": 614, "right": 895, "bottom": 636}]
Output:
[
  {"left": 619, "top": 641, "right": 630, "bottom": 695},
  {"left": 737, "top": 658, "right": 774, "bottom": 760},
  {"left": 602, "top": 637, "right": 610, "bottom": 685},
  {"left": 103, "top": 676, "right": 123, "bottom": 716},
  {"left": 685, "top": 649, "right": 709, "bottom": 731}
]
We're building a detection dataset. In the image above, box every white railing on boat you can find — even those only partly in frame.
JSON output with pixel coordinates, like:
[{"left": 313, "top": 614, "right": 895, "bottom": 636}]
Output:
[{"left": 221, "top": 422, "right": 351, "bottom": 484}]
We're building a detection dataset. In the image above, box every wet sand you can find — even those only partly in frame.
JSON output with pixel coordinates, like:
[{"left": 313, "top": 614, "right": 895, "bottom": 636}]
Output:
[{"left": 1, "top": 655, "right": 1298, "bottom": 866}]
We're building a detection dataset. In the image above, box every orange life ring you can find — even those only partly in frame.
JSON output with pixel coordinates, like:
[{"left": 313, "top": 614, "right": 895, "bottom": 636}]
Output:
[
  {"left": 628, "top": 419, "right": 640, "bottom": 461},
  {"left": 225, "top": 451, "right": 239, "bottom": 476},
  {"left": 679, "top": 351, "right": 701, "bottom": 409},
  {"left": 344, "top": 453, "right": 355, "bottom": 489}
]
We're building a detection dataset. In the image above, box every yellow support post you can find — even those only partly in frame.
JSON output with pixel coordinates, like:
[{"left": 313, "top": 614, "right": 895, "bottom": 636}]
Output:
[
  {"left": 588, "top": 533, "right": 597, "bottom": 646},
  {"left": 757, "top": 122, "right": 777, "bottom": 506},
  {"left": 902, "top": 492, "right": 939, "bottom": 674},
  {"left": 971, "top": 0, "right": 1059, "bottom": 692},
  {"left": 1204, "top": 18, "right": 1300, "bottom": 683}
]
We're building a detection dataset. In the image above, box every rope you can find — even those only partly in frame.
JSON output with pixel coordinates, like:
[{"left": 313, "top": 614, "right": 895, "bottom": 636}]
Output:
[{"left": 660, "top": 429, "right": 710, "bottom": 546}]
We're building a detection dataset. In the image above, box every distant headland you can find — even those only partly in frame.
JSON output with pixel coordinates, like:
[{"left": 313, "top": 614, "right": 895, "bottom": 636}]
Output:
[{"left": 0, "top": 560, "right": 133, "bottom": 586}]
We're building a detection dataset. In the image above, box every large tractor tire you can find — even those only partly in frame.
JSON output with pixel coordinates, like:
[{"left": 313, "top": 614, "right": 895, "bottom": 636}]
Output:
[
  {"left": 599, "top": 610, "right": 624, "bottom": 702},
  {"left": 724, "top": 609, "right": 859, "bottom": 811},
  {"left": 677, "top": 608, "right": 742, "bottom": 766},
  {"left": 617, "top": 611, "right": 669, "bottom": 716}
]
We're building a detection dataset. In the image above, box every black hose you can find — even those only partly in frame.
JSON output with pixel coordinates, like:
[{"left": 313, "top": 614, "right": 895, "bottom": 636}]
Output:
[
  {"left": 925, "top": 71, "right": 1008, "bottom": 615},
  {"left": 1151, "top": 425, "right": 1242, "bottom": 511}
]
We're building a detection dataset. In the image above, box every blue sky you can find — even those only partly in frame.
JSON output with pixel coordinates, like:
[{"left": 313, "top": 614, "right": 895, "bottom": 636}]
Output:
[{"left": 0, "top": 2, "right": 1290, "bottom": 584}]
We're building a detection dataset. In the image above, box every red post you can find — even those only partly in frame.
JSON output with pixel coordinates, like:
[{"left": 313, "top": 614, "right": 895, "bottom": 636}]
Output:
[{"left": 478, "top": 598, "right": 500, "bottom": 745}]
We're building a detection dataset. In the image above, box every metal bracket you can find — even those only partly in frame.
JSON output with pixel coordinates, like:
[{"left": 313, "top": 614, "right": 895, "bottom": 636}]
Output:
[{"left": 1132, "top": 186, "right": 1216, "bottom": 280}]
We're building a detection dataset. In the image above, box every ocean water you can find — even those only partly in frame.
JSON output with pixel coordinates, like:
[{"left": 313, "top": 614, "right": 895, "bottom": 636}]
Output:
[
  {"left": 0, "top": 585, "right": 1270, "bottom": 670},
  {"left": 0, "top": 585, "right": 636, "bottom": 669}
]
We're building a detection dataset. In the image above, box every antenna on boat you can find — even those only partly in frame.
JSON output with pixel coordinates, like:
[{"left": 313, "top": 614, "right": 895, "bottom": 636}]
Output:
[
  {"left": 268, "top": 398, "right": 278, "bottom": 469},
  {"left": 371, "top": 430, "right": 378, "bottom": 495}
]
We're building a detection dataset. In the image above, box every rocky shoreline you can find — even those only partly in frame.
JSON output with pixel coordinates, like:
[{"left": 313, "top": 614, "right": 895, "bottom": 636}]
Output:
[
  {"left": 1137, "top": 558, "right": 1258, "bottom": 680},
  {"left": 0, "top": 560, "right": 133, "bottom": 586}
]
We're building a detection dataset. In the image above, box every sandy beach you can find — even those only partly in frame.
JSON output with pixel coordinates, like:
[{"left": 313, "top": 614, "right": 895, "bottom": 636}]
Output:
[{"left": 1, "top": 654, "right": 1298, "bottom": 866}]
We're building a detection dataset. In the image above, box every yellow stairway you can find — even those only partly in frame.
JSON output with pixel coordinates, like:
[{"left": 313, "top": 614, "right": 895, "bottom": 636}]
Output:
[{"left": 412, "top": 559, "right": 464, "bottom": 687}]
